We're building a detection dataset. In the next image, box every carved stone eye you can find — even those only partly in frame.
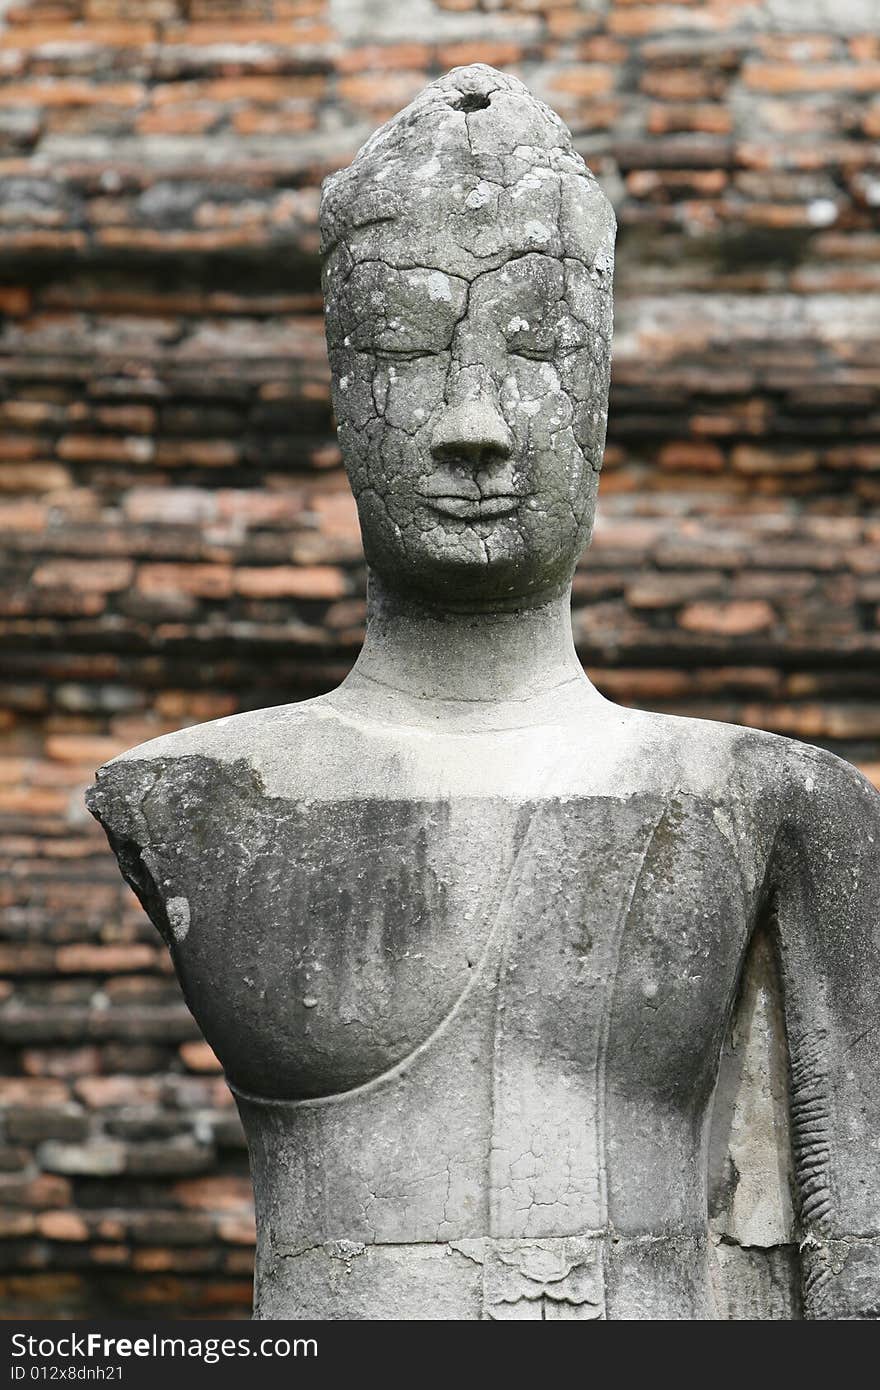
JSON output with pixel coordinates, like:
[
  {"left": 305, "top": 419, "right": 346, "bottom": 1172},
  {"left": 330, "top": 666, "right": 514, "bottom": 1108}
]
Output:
[
  {"left": 374, "top": 348, "right": 437, "bottom": 362},
  {"left": 509, "top": 346, "right": 555, "bottom": 362}
]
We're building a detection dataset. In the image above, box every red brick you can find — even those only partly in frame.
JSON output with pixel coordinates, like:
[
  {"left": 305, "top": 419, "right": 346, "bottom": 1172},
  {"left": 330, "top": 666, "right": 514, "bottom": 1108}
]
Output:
[
  {"left": 1, "top": 231, "right": 88, "bottom": 252},
  {"left": 743, "top": 62, "right": 880, "bottom": 94},
  {"left": 44, "top": 733, "right": 127, "bottom": 764},
  {"left": 96, "top": 227, "right": 266, "bottom": 253},
  {"left": 6, "top": 1174, "right": 73, "bottom": 1210},
  {"left": 156, "top": 18, "right": 245, "bottom": 43},
  {"left": 658, "top": 441, "right": 724, "bottom": 472},
  {"left": 550, "top": 67, "right": 616, "bottom": 98},
  {"left": 0, "top": 22, "right": 155, "bottom": 48},
  {"left": 32, "top": 560, "right": 133, "bottom": 593},
  {"left": 174, "top": 1177, "right": 252, "bottom": 1211},
  {"left": 0, "top": 944, "right": 56, "bottom": 974},
  {"left": 137, "top": 105, "right": 220, "bottom": 136},
  {"left": 273, "top": 0, "right": 326, "bottom": 12},
  {"left": 85, "top": 0, "right": 178, "bottom": 15},
  {"left": 129, "top": 1249, "right": 177, "bottom": 1272},
  {"left": 647, "top": 103, "right": 732, "bottom": 135},
  {"left": 7, "top": 2, "right": 83, "bottom": 20},
  {"left": 0, "top": 1212, "right": 36, "bottom": 1237},
  {"left": 91, "top": 1244, "right": 131, "bottom": 1264},
  {"left": 628, "top": 169, "right": 727, "bottom": 197},
  {"left": 162, "top": 20, "right": 329, "bottom": 46},
  {"left": 325, "top": 598, "right": 366, "bottom": 629},
  {"left": 640, "top": 68, "right": 720, "bottom": 101},
  {"left": 0, "top": 401, "right": 60, "bottom": 426},
  {"left": 547, "top": 10, "right": 600, "bottom": 39},
  {"left": 758, "top": 35, "right": 835, "bottom": 63},
  {"left": 337, "top": 71, "right": 426, "bottom": 110},
  {"left": 217, "top": 1214, "right": 256, "bottom": 1245},
  {"left": 137, "top": 564, "right": 233, "bottom": 599},
  {"left": 57, "top": 435, "right": 154, "bottom": 465},
  {"left": 56, "top": 944, "right": 157, "bottom": 973},
  {"left": 436, "top": 42, "right": 525, "bottom": 69},
  {"left": 679, "top": 601, "right": 775, "bottom": 636},
  {"left": 0, "top": 757, "right": 28, "bottom": 785},
  {"left": 310, "top": 442, "right": 343, "bottom": 469},
  {"left": 154, "top": 692, "right": 236, "bottom": 721},
  {"left": 224, "top": 1249, "right": 255, "bottom": 1274},
  {"left": 337, "top": 44, "right": 431, "bottom": 74},
  {"left": 0, "top": 463, "right": 70, "bottom": 494},
  {"left": 0, "top": 436, "right": 45, "bottom": 462},
  {"left": 0, "top": 287, "right": 31, "bottom": 316},
  {"left": 235, "top": 566, "right": 346, "bottom": 600},
  {"left": 576, "top": 37, "right": 627, "bottom": 62},
  {"left": 36, "top": 1211, "right": 89, "bottom": 1242},
  {"left": 740, "top": 703, "right": 827, "bottom": 738},
  {"left": 0, "top": 80, "right": 145, "bottom": 106},
  {"left": 593, "top": 668, "right": 693, "bottom": 700},
  {"left": 310, "top": 490, "right": 359, "bottom": 540},
  {"left": 627, "top": 573, "right": 723, "bottom": 609},
  {"left": 741, "top": 204, "right": 821, "bottom": 229},
  {"left": 0, "top": 500, "right": 48, "bottom": 529},
  {"left": 0, "top": 787, "right": 69, "bottom": 814},
  {"left": 75, "top": 1077, "right": 162, "bottom": 1108},
  {"left": 826, "top": 446, "right": 880, "bottom": 472},
  {"left": 155, "top": 440, "right": 238, "bottom": 467},
  {"left": 609, "top": 6, "right": 722, "bottom": 36},
  {"left": 21, "top": 1047, "right": 103, "bottom": 1078},
  {"left": 232, "top": 107, "right": 315, "bottom": 135},
  {"left": 179, "top": 1041, "right": 222, "bottom": 1073},
  {"left": 856, "top": 102, "right": 873, "bottom": 139},
  {"left": 153, "top": 75, "right": 327, "bottom": 106},
  {"left": 732, "top": 447, "right": 817, "bottom": 475}
]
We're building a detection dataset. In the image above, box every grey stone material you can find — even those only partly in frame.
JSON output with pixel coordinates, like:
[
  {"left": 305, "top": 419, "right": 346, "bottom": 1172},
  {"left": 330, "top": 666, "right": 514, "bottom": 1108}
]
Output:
[{"left": 87, "top": 66, "right": 880, "bottom": 1320}]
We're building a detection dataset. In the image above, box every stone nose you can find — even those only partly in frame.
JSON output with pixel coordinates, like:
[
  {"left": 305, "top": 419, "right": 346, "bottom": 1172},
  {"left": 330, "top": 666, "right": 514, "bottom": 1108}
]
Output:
[{"left": 430, "top": 398, "right": 513, "bottom": 468}]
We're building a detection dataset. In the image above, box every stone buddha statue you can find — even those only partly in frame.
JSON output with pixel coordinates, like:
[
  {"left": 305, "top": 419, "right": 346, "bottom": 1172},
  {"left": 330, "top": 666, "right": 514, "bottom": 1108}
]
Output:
[{"left": 87, "top": 66, "right": 880, "bottom": 1320}]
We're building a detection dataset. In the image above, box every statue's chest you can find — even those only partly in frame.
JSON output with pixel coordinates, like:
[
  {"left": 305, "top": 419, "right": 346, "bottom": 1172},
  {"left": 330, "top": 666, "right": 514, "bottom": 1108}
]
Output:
[{"left": 143, "top": 763, "right": 753, "bottom": 1106}]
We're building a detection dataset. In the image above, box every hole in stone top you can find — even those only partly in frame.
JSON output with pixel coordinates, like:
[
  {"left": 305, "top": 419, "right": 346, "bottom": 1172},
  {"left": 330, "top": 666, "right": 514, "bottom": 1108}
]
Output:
[{"left": 453, "top": 91, "right": 491, "bottom": 113}]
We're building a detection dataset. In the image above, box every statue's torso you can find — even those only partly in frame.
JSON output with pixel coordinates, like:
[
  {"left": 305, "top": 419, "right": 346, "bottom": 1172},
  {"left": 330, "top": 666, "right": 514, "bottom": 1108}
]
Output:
[{"left": 90, "top": 693, "right": 788, "bottom": 1318}]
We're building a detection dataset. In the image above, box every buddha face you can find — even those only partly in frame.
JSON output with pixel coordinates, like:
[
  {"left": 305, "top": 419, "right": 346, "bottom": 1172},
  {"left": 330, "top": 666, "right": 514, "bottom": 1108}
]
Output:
[{"left": 321, "top": 66, "right": 615, "bottom": 608}]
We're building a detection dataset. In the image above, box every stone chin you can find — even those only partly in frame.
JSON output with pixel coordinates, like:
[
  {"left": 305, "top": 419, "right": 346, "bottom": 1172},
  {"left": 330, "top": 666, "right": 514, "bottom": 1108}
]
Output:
[{"left": 354, "top": 485, "right": 598, "bottom": 609}]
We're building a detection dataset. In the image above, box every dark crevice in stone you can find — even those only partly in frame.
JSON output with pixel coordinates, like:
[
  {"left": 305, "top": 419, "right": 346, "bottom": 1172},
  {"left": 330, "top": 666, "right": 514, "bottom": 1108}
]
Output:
[{"left": 453, "top": 92, "right": 491, "bottom": 113}]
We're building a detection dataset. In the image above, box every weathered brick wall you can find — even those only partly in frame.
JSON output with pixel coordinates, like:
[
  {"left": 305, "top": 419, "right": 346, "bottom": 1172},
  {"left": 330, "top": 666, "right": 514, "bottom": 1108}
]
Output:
[{"left": 1, "top": 0, "right": 878, "bottom": 1317}]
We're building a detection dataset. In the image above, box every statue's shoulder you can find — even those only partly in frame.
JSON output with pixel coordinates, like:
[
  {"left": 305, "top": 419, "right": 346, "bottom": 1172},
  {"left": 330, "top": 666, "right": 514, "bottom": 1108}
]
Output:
[
  {"left": 84, "top": 695, "right": 333, "bottom": 842},
  {"left": 98, "top": 695, "right": 326, "bottom": 770},
  {"left": 734, "top": 723, "right": 880, "bottom": 841},
  {"left": 610, "top": 704, "right": 878, "bottom": 817}
]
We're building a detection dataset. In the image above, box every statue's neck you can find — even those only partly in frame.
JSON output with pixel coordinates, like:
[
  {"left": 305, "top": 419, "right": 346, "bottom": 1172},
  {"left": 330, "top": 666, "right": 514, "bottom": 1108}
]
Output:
[{"left": 335, "top": 573, "right": 603, "bottom": 722}]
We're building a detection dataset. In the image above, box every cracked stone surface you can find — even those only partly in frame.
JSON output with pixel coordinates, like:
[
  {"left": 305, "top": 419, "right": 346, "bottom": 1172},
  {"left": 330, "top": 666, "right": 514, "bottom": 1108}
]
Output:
[
  {"left": 87, "top": 66, "right": 880, "bottom": 1320},
  {"left": 320, "top": 63, "right": 614, "bottom": 608}
]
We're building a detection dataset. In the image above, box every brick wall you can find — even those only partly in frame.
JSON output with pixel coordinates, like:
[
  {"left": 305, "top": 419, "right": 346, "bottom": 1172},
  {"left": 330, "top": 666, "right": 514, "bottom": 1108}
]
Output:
[{"left": 1, "top": 0, "right": 878, "bottom": 1317}]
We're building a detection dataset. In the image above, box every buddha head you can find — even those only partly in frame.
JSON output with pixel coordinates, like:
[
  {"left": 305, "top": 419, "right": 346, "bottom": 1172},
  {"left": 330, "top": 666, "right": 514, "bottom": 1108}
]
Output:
[{"left": 320, "top": 64, "right": 616, "bottom": 609}]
